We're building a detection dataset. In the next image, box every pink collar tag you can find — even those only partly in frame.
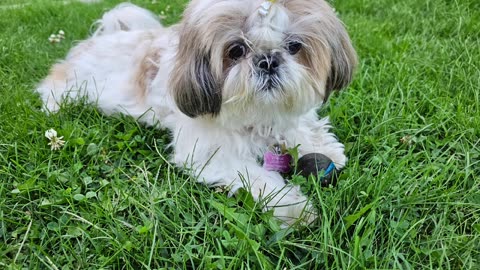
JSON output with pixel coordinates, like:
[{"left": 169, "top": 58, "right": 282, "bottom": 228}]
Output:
[{"left": 263, "top": 151, "right": 292, "bottom": 173}]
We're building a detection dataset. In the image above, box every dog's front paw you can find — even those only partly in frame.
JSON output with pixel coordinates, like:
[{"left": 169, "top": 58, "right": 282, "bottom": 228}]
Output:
[
  {"left": 265, "top": 185, "right": 317, "bottom": 227},
  {"left": 299, "top": 141, "right": 347, "bottom": 170},
  {"left": 319, "top": 141, "right": 347, "bottom": 169}
]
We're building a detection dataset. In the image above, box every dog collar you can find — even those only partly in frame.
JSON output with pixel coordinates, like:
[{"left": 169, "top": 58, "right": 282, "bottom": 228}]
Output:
[
  {"left": 263, "top": 142, "right": 292, "bottom": 173},
  {"left": 259, "top": 0, "right": 277, "bottom": 17}
]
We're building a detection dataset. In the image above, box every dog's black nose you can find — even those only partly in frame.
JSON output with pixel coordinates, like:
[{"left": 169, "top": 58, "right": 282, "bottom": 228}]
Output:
[{"left": 255, "top": 53, "right": 281, "bottom": 74}]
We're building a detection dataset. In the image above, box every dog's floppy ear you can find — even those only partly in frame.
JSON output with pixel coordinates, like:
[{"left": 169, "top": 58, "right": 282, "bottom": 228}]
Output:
[
  {"left": 170, "top": 25, "right": 222, "bottom": 118},
  {"left": 325, "top": 27, "right": 357, "bottom": 94},
  {"left": 286, "top": 0, "right": 357, "bottom": 100}
]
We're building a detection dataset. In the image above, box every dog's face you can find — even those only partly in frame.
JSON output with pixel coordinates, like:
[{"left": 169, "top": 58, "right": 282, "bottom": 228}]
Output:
[{"left": 170, "top": 0, "right": 357, "bottom": 126}]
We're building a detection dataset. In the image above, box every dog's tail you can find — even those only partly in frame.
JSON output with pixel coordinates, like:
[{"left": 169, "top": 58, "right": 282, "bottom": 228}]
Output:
[{"left": 92, "top": 3, "right": 163, "bottom": 36}]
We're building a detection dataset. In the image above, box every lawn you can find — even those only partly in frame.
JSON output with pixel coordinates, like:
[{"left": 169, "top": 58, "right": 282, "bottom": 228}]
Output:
[{"left": 0, "top": 0, "right": 479, "bottom": 269}]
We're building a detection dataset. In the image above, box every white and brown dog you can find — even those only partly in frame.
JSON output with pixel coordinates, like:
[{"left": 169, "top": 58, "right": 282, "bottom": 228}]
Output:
[{"left": 36, "top": 0, "right": 357, "bottom": 225}]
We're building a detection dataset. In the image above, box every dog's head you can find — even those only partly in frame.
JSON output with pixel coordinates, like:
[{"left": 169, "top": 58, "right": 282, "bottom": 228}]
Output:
[{"left": 170, "top": 0, "right": 357, "bottom": 126}]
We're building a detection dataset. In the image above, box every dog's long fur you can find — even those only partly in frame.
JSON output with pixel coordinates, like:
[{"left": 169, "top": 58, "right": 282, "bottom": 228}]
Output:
[{"left": 36, "top": 0, "right": 357, "bottom": 225}]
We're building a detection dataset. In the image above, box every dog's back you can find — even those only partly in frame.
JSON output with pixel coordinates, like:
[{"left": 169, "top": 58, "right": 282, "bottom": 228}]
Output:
[
  {"left": 36, "top": 3, "right": 171, "bottom": 119},
  {"left": 92, "top": 3, "right": 163, "bottom": 36}
]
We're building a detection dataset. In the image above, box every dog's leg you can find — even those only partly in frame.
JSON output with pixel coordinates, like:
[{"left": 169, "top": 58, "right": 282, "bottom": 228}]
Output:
[
  {"left": 195, "top": 158, "right": 316, "bottom": 226},
  {"left": 36, "top": 3, "right": 163, "bottom": 113},
  {"left": 36, "top": 63, "right": 73, "bottom": 113},
  {"left": 170, "top": 120, "right": 316, "bottom": 226}
]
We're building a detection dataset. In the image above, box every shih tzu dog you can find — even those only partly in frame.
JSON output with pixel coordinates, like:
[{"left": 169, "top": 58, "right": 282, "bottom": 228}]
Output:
[{"left": 36, "top": 0, "right": 357, "bottom": 225}]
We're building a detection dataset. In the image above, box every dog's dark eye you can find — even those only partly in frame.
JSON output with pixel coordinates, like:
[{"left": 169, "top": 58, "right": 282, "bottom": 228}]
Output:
[
  {"left": 227, "top": 42, "right": 247, "bottom": 60},
  {"left": 286, "top": 41, "right": 302, "bottom": 55}
]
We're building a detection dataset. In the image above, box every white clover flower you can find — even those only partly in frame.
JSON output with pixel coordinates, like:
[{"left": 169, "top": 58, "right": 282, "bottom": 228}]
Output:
[
  {"left": 214, "top": 186, "right": 228, "bottom": 193},
  {"left": 45, "top": 129, "right": 58, "bottom": 140},
  {"left": 48, "top": 34, "right": 57, "bottom": 43},
  {"left": 45, "top": 128, "right": 65, "bottom": 151},
  {"left": 48, "top": 30, "right": 65, "bottom": 44},
  {"left": 49, "top": 35, "right": 59, "bottom": 43}
]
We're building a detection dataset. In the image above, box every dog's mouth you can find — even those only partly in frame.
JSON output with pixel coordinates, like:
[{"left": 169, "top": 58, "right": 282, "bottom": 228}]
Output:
[{"left": 256, "top": 73, "right": 283, "bottom": 92}]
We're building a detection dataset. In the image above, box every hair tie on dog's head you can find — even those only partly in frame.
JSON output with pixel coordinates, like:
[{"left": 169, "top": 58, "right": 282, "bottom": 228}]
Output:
[{"left": 259, "top": 0, "right": 277, "bottom": 17}]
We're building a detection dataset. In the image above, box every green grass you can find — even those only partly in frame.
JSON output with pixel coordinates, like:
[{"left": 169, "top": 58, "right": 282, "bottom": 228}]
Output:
[{"left": 1, "top": 0, "right": 479, "bottom": 269}]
